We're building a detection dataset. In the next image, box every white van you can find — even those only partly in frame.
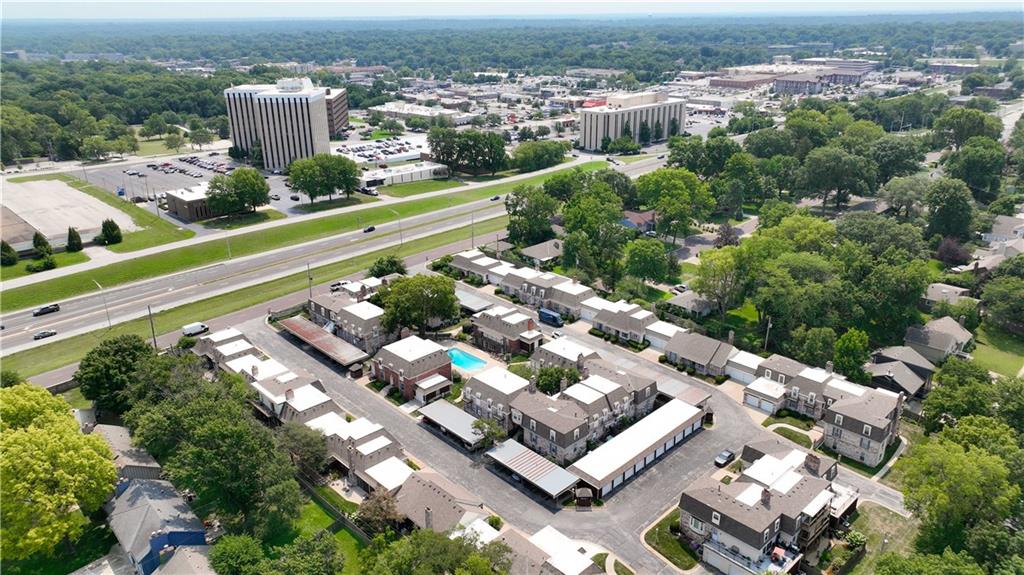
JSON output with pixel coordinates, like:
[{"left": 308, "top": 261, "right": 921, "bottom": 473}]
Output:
[{"left": 181, "top": 322, "right": 209, "bottom": 337}]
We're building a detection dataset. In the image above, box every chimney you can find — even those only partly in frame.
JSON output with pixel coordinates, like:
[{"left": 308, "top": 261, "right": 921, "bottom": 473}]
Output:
[
  {"left": 825, "top": 361, "right": 834, "bottom": 374},
  {"left": 804, "top": 453, "right": 821, "bottom": 475},
  {"left": 251, "top": 365, "right": 259, "bottom": 378},
  {"left": 529, "top": 374, "right": 537, "bottom": 393},
  {"left": 760, "top": 488, "right": 771, "bottom": 507},
  {"left": 958, "top": 315, "right": 966, "bottom": 327},
  {"left": 285, "top": 388, "right": 294, "bottom": 401},
  {"left": 728, "top": 330, "right": 735, "bottom": 345},
  {"left": 424, "top": 507, "right": 433, "bottom": 530}
]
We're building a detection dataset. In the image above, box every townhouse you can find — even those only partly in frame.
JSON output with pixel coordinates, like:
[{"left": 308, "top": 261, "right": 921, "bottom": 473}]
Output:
[
  {"left": 511, "top": 389, "right": 591, "bottom": 465},
  {"left": 592, "top": 302, "right": 657, "bottom": 344},
  {"left": 463, "top": 366, "right": 531, "bottom": 431},
  {"left": 561, "top": 374, "right": 631, "bottom": 439},
  {"left": 309, "top": 295, "right": 393, "bottom": 354},
  {"left": 395, "top": 471, "right": 487, "bottom": 534},
  {"left": 665, "top": 331, "right": 736, "bottom": 377},
  {"left": 531, "top": 338, "right": 600, "bottom": 372},
  {"left": 585, "top": 358, "right": 659, "bottom": 417},
  {"left": 305, "top": 411, "right": 405, "bottom": 489},
  {"left": 821, "top": 384, "right": 903, "bottom": 467},
  {"left": 471, "top": 305, "right": 544, "bottom": 355},
  {"left": 904, "top": 316, "right": 973, "bottom": 364},
  {"left": 372, "top": 335, "right": 453, "bottom": 402},
  {"left": 866, "top": 346, "right": 936, "bottom": 399}
]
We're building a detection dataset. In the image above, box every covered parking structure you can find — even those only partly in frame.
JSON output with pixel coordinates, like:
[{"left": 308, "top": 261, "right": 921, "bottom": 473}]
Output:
[
  {"left": 568, "top": 399, "right": 704, "bottom": 497},
  {"left": 486, "top": 440, "right": 579, "bottom": 503},
  {"left": 279, "top": 316, "right": 370, "bottom": 372},
  {"left": 417, "top": 399, "right": 483, "bottom": 450}
]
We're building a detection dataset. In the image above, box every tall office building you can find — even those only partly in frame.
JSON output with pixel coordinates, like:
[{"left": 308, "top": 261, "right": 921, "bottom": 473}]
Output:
[
  {"left": 225, "top": 78, "right": 346, "bottom": 171},
  {"left": 578, "top": 92, "right": 686, "bottom": 152}
]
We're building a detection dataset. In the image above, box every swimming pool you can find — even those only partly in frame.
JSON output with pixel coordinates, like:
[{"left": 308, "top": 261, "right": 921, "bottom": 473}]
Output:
[{"left": 448, "top": 348, "right": 487, "bottom": 371}]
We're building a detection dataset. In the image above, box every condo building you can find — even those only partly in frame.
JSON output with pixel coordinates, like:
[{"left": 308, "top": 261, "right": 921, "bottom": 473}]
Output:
[{"left": 578, "top": 92, "right": 686, "bottom": 151}]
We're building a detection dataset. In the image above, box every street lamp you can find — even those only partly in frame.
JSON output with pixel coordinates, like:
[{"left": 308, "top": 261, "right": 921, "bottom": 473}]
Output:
[
  {"left": 388, "top": 208, "right": 404, "bottom": 246},
  {"left": 92, "top": 279, "right": 112, "bottom": 329}
]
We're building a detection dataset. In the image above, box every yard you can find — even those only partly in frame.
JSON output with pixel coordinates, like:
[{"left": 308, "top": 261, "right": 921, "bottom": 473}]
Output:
[
  {"left": 880, "top": 420, "right": 925, "bottom": 489},
  {"left": 199, "top": 209, "right": 286, "bottom": 230},
  {"left": 1, "top": 514, "right": 115, "bottom": 575},
  {"left": 62, "top": 387, "right": 93, "bottom": 410},
  {"left": 1, "top": 217, "right": 509, "bottom": 377},
  {"left": 264, "top": 499, "right": 365, "bottom": 575},
  {"left": 773, "top": 427, "right": 812, "bottom": 448},
  {"left": 0, "top": 250, "right": 91, "bottom": 281},
  {"left": 1, "top": 162, "right": 605, "bottom": 314},
  {"left": 971, "top": 324, "right": 1024, "bottom": 377},
  {"left": 644, "top": 509, "right": 699, "bottom": 570},
  {"left": 846, "top": 503, "right": 919, "bottom": 575},
  {"left": 761, "top": 409, "right": 817, "bottom": 431},
  {"left": 819, "top": 437, "right": 904, "bottom": 478},
  {"left": 314, "top": 485, "right": 360, "bottom": 515},
  {"left": 381, "top": 179, "right": 465, "bottom": 198}
]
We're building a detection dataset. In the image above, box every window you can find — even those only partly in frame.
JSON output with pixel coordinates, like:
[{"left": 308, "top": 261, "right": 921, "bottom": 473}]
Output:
[
  {"left": 529, "top": 419, "right": 536, "bottom": 431},
  {"left": 777, "top": 374, "right": 785, "bottom": 384},
  {"left": 860, "top": 437, "right": 872, "bottom": 449},
  {"left": 549, "top": 430, "right": 556, "bottom": 442},
  {"left": 689, "top": 516, "right": 706, "bottom": 534},
  {"left": 711, "top": 512, "right": 721, "bottom": 525},
  {"left": 807, "top": 392, "right": 816, "bottom": 404},
  {"left": 774, "top": 519, "right": 780, "bottom": 532},
  {"left": 763, "top": 529, "right": 770, "bottom": 543},
  {"left": 790, "top": 386, "right": 800, "bottom": 398},
  {"left": 645, "top": 387, "right": 651, "bottom": 397},
  {"left": 831, "top": 427, "right": 842, "bottom": 438},
  {"left": 834, "top": 414, "right": 844, "bottom": 426},
  {"left": 862, "top": 424, "right": 872, "bottom": 436},
  {"left": 573, "top": 428, "right": 580, "bottom": 441},
  {"left": 764, "top": 369, "right": 772, "bottom": 379}
]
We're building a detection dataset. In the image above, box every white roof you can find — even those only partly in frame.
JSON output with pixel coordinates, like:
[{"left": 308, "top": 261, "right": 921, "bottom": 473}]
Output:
[
  {"left": 826, "top": 378, "right": 868, "bottom": 397},
  {"left": 487, "top": 262, "right": 518, "bottom": 278},
  {"left": 480, "top": 305, "right": 516, "bottom": 318},
  {"left": 802, "top": 489, "right": 834, "bottom": 517},
  {"left": 286, "top": 385, "right": 331, "bottom": 412},
  {"left": 348, "top": 417, "right": 385, "bottom": 440},
  {"left": 507, "top": 267, "right": 542, "bottom": 281},
  {"left": 529, "top": 526, "right": 592, "bottom": 575},
  {"left": 204, "top": 327, "right": 242, "bottom": 343},
  {"left": 365, "top": 456, "right": 413, "bottom": 491},
  {"left": 472, "top": 367, "right": 529, "bottom": 396},
  {"left": 562, "top": 383, "right": 605, "bottom": 405},
  {"left": 742, "top": 453, "right": 805, "bottom": 495},
  {"left": 553, "top": 281, "right": 592, "bottom": 295},
  {"left": 646, "top": 320, "right": 684, "bottom": 339},
  {"left": 456, "top": 249, "right": 485, "bottom": 260},
  {"left": 578, "top": 374, "right": 621, "bottom": 396},
  {"left": 225, "top": 355, "right": 290, "bottom": 381},
  {"left": 416, "top": 373, "right": 451, "bottom": 390},
  {"left": 529, "top": 525, "right": 576, "bottom": 558},
  {"left": 470, "top": 255, "right": 500, "bottom": 269},
  {"left": 344, "top": 300, "right": 384, "bottom": 321},
  {"left": 452, "top": 517, "right": 501, "bottom": 545},
  {"left": 356, "top": 435, "right": 393, "bottom": 456},
  {"left": 569, "top": 399, "right": 701, "bottom": 483},
  {"left": 747, "top": 377, "right": 787, "bottom": 399},
  {"left": 382, "top": 335, "right": 445, "bottom": 361},
  {"left": 729, "top": 349, "right": 765, "bottom": 370},
  {"left": 799, "top": 366, "right": 831, "bottom": 383},
  {"left": 216, "top": 339, "right": 253, "bottom": 357},
  {"left": 361, "top": 276, "right": 384, "bottom": 289},
  {"left": 540, "top": 338, "right": 596, "bottom": 362},
  {"left": 736, "top": 483, "right": 765, "bottom": 506},
  {"left": 306, "top": 412, "right": 384, "bottom": 441},
  {"left": 581, "top": 296, "right": 635, "bottom": 313},
  {"left": 502, "top": 312, "right": 531, "bottom": 325}
]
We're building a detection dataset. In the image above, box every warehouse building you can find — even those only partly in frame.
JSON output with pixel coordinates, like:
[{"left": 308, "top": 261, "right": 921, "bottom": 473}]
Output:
[
  {"left": 578, "top": 91, "right": 686, "bottom": 151},
  {"left": 709, "top": 74, "right": 777, "bottom": 90},
  {"left": 359, "top": 161, "right": 449, "bottom": 188}
]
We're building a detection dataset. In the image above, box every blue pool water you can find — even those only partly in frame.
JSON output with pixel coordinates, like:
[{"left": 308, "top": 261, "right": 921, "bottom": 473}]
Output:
[{"left": 448, "top": 348, "right": 487, "bottom": 371}]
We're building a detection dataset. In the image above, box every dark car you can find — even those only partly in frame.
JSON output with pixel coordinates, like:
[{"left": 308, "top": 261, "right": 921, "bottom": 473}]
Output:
[
  {"left": 32, "top": 303, "right": 60, "bottom": 317},
  {"left": 714, "top": 450, "right": 736, "bottom": 468},
  {"left": 289, "top": 195, "right": 300, "bottom": 201},
  {"left": 363, "top": 225, "right": 376, "bottom": 233},
  {"left": 33, "top": 330, "right": 57, "bottom": 340},
  {"left": 270, "top": 194, "right": 281, "bottom": 200},
  {"left": 490, "top": 195, "right": 501, "bottom": 201}
]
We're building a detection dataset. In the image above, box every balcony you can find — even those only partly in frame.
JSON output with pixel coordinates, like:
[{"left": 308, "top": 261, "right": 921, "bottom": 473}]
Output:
[{"left": 703, "top": 539, "right": 802, "bottom": 574}]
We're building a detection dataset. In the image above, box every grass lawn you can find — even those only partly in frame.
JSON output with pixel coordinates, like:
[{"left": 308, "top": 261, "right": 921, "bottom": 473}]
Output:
[
  {"left": 926, "top": 259, "right": 945, "bottom": 279},
  {"left": 618, "top": 154, "right": 655, "bottom": 164},
  {"left": 291, "top": 195, "right": 379, "bottom": 214},
  {"left": 199, "top": 209, "right": 286, "bottom": 230},
  {"left": 614, "top": 560, "right": 635, "bottom": 575},
  {"left": 264, "top": 499, "right": 334, "bottom": 550},
  {"left": 314, "top": 485, "right": 360, "bottom": 515},
  {"left": 446, "top": 381, "right": 465, "bottom": 403},
  {"left": 761, "top": 409, "right": 816, "bottom": 431},
  {"left": 773, "top": 427, "right": 812, "bottom": 448},
  {"left": 819, "top": 437, "right": 903, "bottom": 478},
  {"left": 1, "top": 162, "right": 603, "bottom": 313},
  {"left": 644, "top": 509, "right": 699, "bottom": 570},
  {"left": 334, "top": 526, "right": 366, "bottom": 575},
  {"left": 0, "top": 250, "right": 91, "bottom": 281},
  {"left": 381, "top": 179, "right": 465, "bottom": 198},
  {"left": 1, "top": 216, "right": 508, "bottom": 377},
  {"left": 135, "top": 137, "right": 176, "bottom": 157},
  {"left": 847, "top": 503, "right": 919, "bottom": 575},
  {"left": 508, "top": 362, "right": 533, "bottom": 380},
  {"left": 679, "top": 262, "right": 699, "bottom": 281},
  {"left": 972, "top": 324, "right": 1024, "bottom": 377},
  {"left": 366, "top": 129, "right": 402, "bottom": 140},
  {"left": 591, "top": 552, "right": 608, "bottom": 568},
  {"left": 7, "top": 173, "right": 194, "bottom": 254},
  {"left": 1, "top": 514, "right": 115, "bottom": 575},
  {"left": 880, "top": 420, "right": 925, "bottom": 489},
  {"left": 62, "top": 387, "right": 93, "bottom": 410}
]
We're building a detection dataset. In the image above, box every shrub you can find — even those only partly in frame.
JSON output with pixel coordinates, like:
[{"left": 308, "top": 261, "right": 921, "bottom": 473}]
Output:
[
  {"left": 658, "top": 355, "right": 668, "bottom": 363},
  {"left": 177, "top": 336, "right": 197, "bottom": 350},
  {"left": 66, "top": 227, "right": 83, "bottom": 252},
  {"left": 845, "top": 530, "right": 867, "bottom": 552},
  {"left": 452, "top": 372, "right": 463, "bottom": 384},
  {"left": 32, "top": 231, "right": 52, "bottom": 256},
  {"left": 0, "top": 240, "right": 17, "bottom": 266},
  {"left": 686, "top": 367, "right": 696, "bottom": 376},
  {"left": 714, "top": 375, "right": 728, "bottom": 385},
  {"left": 676, "top": 364, "right": 686, "bottom": 372},
  {"left": 25, "top": 255, "right": 56, "bottom": 273},
  {"left": 486, "top": 515, "right": 503, "bottom": 530},
  {"left": 96, "top": 219, "right": 123, "bottom": 245}
]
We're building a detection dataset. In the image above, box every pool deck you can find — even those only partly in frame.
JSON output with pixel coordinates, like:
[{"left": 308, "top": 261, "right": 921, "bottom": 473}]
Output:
[{"left": 448, "top": 342, "right": 501, "bottom": 377}]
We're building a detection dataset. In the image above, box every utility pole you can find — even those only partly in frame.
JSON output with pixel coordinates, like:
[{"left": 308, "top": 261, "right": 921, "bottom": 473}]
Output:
[
  {"left": 147, "top": 305, "right": 158, "bottom": 349},
  {"left": 306, "top": 262, "right": 313, "bottom": 299},
  {"left": 471, "top": 211, "right": 475, "bottom": 248},
  {"left": 763, "top": 316, "right": 773, "bottom": 352},
  {"left": 93, "top": 279, "right": 112, "bottom": 329}
]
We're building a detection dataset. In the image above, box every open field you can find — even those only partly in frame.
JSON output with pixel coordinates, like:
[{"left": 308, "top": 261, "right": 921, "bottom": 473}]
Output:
[
  {"left": 972, "top": 324, "right": 1024, "bottom": 377},
  {"left": 0, "top": 250, "right": 91, "bottom": 281},
  {"left": 1, "top": 162, "right": 603, "bottom": 313},
  {"left": 847, "top": 503, "right": 919, "bottom": 575},
  {"left": 2, "top": 217, "right": 509, "bottom": 377},
  {"left": 199, "top": 208, "right": 286, "bottom": 230},
  {"left": 292, "top": 195, "right": 378, "bottom": 214}
]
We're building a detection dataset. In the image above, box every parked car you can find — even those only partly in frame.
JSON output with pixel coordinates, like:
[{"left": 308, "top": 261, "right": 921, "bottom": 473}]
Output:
[
  {"left": 363, "top": 225, "right": 376, "bottom": 233},
  {"left": 644, "top": 230, "right": 658, "bottom": 237},
  {"left": 657, "top": 154, "right": 666, "bottom": 159},
  {"left": 270, "top": 194, "right": 281, "bottom": 200},
  {"left": 33, "top": 330, "right": 58, "bottom": 340},
  {"left": 329, "top": 280, "right": 351, "bottom": 292},
  {"left": 32, "top": 303, "right": 60, "bottom": 317},
  {"left": 551, "top": 330, "right": 564, "bottom": 338},
  {"left": 289, "top": 195, "right": 300, "bottom": 201},
  {"left": 672, "top": 284, "right": 688, "bottom": 294},
  {"left": 181, "top": 322, "right": 209, "bottom": 337},
  {"left": 714, "top": 450, "right": 736, "bottom": 468}
]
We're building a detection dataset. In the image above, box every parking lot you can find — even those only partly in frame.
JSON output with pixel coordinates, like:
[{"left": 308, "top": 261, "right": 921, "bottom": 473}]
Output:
[{"left": 334, "top": 131, "right": 429, "bottom": 165}]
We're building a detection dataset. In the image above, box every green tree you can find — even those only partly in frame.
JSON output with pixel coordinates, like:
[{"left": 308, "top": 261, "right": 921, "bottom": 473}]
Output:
[
  {"left": 535, "top": 367, "right": 580, "bottom": 395},
  {"left": 870, "top": 135, "right": 925, "bottom": 184},
  {"left": 638, "top": 120, "right": 652, "bottom": 144},
  {"left": 368, "top": 254, "right": 407, "bottom": 278},
  {"left": 542, "top": 169, "right": 585, "bottom": 202},
  {"left": 141, "top": 113, "right": 169, "bottom": 138},
  {"left": 667, "top": 135, "right": 705, "bottom": 174},
  {"left": 981, "top": 276, "right": 1024, "bottom": 336},
  {"left": 1, "top": 240, "right": 18, "bottom": 266},
  {"left": 875, "top": 550, "right": 985, "bottom": 575},
  {"left": 694, "top": 246, "right": 743, "bottom": 319},
  {"left": 1, "top": 370, "right": 23, "bottom": 388},
  {"left": 833, "top": 328, "right": 870, "bottom": 382},
  {"left": 359, "top": 488, "right": 402, "bottom": 534},
  {"left": 744, "top": 128, "right": 794, "bottom": 159},
  {"left": 98, "top": 218, "right": 123, "bottom": 245},
  {"left": 621, "top": 118, "right": 632, "bottom": 138},
  {"left": 362, "top": 527, "right": 512, "bottom": 575},
  {"left": 898, "top": 439, "right": 1020, "bottom": 552},
  {"left": 0, "top": 385, "right": 117, "bottom": 560},
  {"left": 316, "top": 153, "right": 359, "bottom": 200},
  {"left": 784, "top": 108, "right": 831, "bottom": 159},
  {"left": 702, "top": 136, "right": 742, "bottom": 178},
  {"left": 788, "top": 325, "right": 836, "bottom": 368},
  {"left": 511, "top": 140, "right": 565, "bottom": 172},
  {"left": 380, "top": 274, "right": 459, "bottom": 336},
  {"left": 230, "top": 166, "right": 272, "bottom": 211},
  {"left": 925, "top": 178, "right": 975, "bottom": 239},
  {"left": 164, "top": 132, "right": 186, "bottom": 153},
  {"left": 111, "top": 134, "right": 139, "bottom": 158},
  {"left": 261, "top": 532, "right": 345, "bottom": 575},
  {"left": 66, "top": 227, "right": 83, "bottom": 252},
  {"left": 379, "top": 118, "right": 403, "bottom": 134},
  {"left": 32, "top": 230, "right": 52, "bottom": 256},
  {"left": 637, "top": 168, "right": 714, "bottom": 243},
  {"left": 428, "top": 126, "right": 460, "bottom": 171},
  {"left": 797, "top": 146, "right": 876, "bottom": 210},
  {"left": 75, "top": 334, "right": 154, "bottom": 412},
  {"left": 206, "top": 173, "right": 242, "bottom": 215},
  {"left": 404, "top": 116, "right": 430, "bottom": 131},
  {"left": 80, "top": 135, "right": 110, "bottom": 160},
  {"left": 719, "top": 151, "right": 764, "bottom": 211},
  {"left": 210, "top": 534, "right": 266, "bottom": 575},
  {"left": 880, "top": 175, "right": 929, "bottom": 219},
  {"left": 835, "top": 212, "right": 926, "bottom": 259},
  {"left": 624, "top": 238, "right": 672, "bottom": 282},
  {"left": 472, "top": 418, "right": 507, "bottom": 448},
  {"left": 756, "top": 199, "right": 800, "bottom": 229},
  {"left": 933, "top": 107, "right": 1003, "bottom": 149},
  {"left": 506, "top": 185, "right": 558, "bottom": 246},
  {"left": 946, "top": 136, "right": 1006, "bottom": 202},
  {"left": 535, "top": 125, "right": 552, "bottom": 139},
  {"left": 277, "top": 420, "right": 328, "bottom": 472}
]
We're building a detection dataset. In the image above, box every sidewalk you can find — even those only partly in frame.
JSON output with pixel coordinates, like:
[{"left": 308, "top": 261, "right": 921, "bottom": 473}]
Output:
[{"left": 2, "top": 155, "right": 596, "bottom": 290}]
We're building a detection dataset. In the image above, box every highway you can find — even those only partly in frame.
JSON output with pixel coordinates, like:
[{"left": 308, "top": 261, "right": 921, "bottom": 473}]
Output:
[{"left": 0, "top": 197, "right": 507, "bottom": 354}]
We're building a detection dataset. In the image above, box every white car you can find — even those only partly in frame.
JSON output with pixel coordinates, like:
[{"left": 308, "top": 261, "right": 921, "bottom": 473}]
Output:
[{"left": 551, "top": 330, "right": 564, "bottom": 339}]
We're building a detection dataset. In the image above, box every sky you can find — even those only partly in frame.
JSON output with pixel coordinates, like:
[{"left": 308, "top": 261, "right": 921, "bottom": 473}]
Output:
[{"left": 4, "top": 0, "right": 1022, "bottom": 20}]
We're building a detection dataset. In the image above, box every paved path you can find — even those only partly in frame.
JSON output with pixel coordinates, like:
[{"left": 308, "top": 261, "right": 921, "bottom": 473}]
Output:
[{"left": 871, "top": 434, "right": 909, "bottom": 481}]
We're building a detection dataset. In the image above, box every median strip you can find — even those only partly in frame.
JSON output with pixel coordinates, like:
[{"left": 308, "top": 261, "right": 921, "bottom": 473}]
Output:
[
  {"left": 2, "top": 161, "right": 605, "bottom": 313},
  {"left": 1, "top": 216, "right": 509, "bottom": 377}
]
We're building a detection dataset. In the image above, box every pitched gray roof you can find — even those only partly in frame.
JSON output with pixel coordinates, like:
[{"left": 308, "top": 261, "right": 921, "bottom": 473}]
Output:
[
  {"left": 585, "top": 358, "right": 656, "bottom": 395},
  {"left": 905, "top": 316, "right": 972, "bottom": 350},
  {"left": 827, "top": 388, "right": 900, "bottom": 430},
  {"left": 990, "top": 215, "right": 1024, "bottom": 238},
  {"left": 873, "top": 346, "right": 935, "bottom": 375},
  {"left": 758, "top": 354, "right": 807, "bottom": 379},
  {"left": 156, "top": 546, "right": 211, "bottom": 574},
  {"left": 520, "top": 239, "right": 564, "bottom": 262},
  {"left": 865, "top": 361, "right": 925, "bottom": 396},
  {"left": 396, "top": 471, "right": 483, "bottom": 533},
  {"left": 925, "top": 283, "right": 972, "bottom": 305},
  {"left": 107, "top": 480, "right": 204, "bottom": 560},
  {"left": 665, "top": 332, "right": 734, "bottom": 369},
  {"left": 93, "top": 424, "right": 161, "bottom": 478},
  {"left": 511, "top": 391, "right": 587, "bottom": 434}
]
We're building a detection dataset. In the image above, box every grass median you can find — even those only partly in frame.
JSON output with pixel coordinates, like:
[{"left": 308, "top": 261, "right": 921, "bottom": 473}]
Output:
[
  {"left": 2, "top": 161, "right": 604, "bottom": 313},
  {"left": 0, "top": 251, "right": 91, "bottom": 282},
  {"left": 2, "top": 216, "right": 508, "bottom": 377}
]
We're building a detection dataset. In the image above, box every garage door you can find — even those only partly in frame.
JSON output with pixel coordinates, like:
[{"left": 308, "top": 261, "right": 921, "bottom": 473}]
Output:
[
  {"left": 727, "top": 366, "right": 756, "bottom": 384},
  {"left": 647, "top": 335, "right": 669, "bottom": 351},
  {"left": 656, "top": 446, "right": 665, "bottom": 457},
  {"left": 624, "top": 467, "right": 634, "bottom": 480},
  {"left": 636, "top": 458, "right": 646, "bottom": 471},
  {"left": 667, "top": 436, "right": 676, "bottom": 448},
  {"left": 760, "top": 399, "right": 776, "bottom": 413},
  {"left": 675, "top": 431, "right": 685, "bottom": 443},
  {"left": 744, "top": 393, "right": 760, "bottom": 407},
  {"left": 645, "top": 453, "right": 655, "bottom": 465}
]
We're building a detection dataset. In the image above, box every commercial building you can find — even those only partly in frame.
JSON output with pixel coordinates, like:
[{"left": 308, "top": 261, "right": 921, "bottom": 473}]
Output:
[
  {"left": 578, "top": 92, "right": 687, "bottom": 151},
  {"left": 324, "top": 88, "right": 350, "bottom": 137},
  {"left": 709, "top": 74, "right": 777, "bottom": 90},
  {"left": 369, "top": 101, "right": 472, "bottom": 125},
  {"left": 360, "top": 161, "right": 449, "bottom": 188},
  {"left": 773, "top": 73, "right": 825, "bottom": 95},
  {"left": 164, "top": 182, "right": 213, "bottom": 222},
  {"left": 224, "top": 78, "right": 335, "bottom": 171}
]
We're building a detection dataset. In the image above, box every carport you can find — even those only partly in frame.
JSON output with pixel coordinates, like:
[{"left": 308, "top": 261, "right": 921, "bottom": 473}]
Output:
[
  {"left": 278, "top": 316, "right": 370, "bottom": 368},
  {"left": 455, "top": 288, "right": 493, "bottom": 314},
  {"left": 417, "top": 399, "right": 483, "bottom": 450},
  {"left": 486, "top": 439, "right": 579, "bottom": 501}
]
